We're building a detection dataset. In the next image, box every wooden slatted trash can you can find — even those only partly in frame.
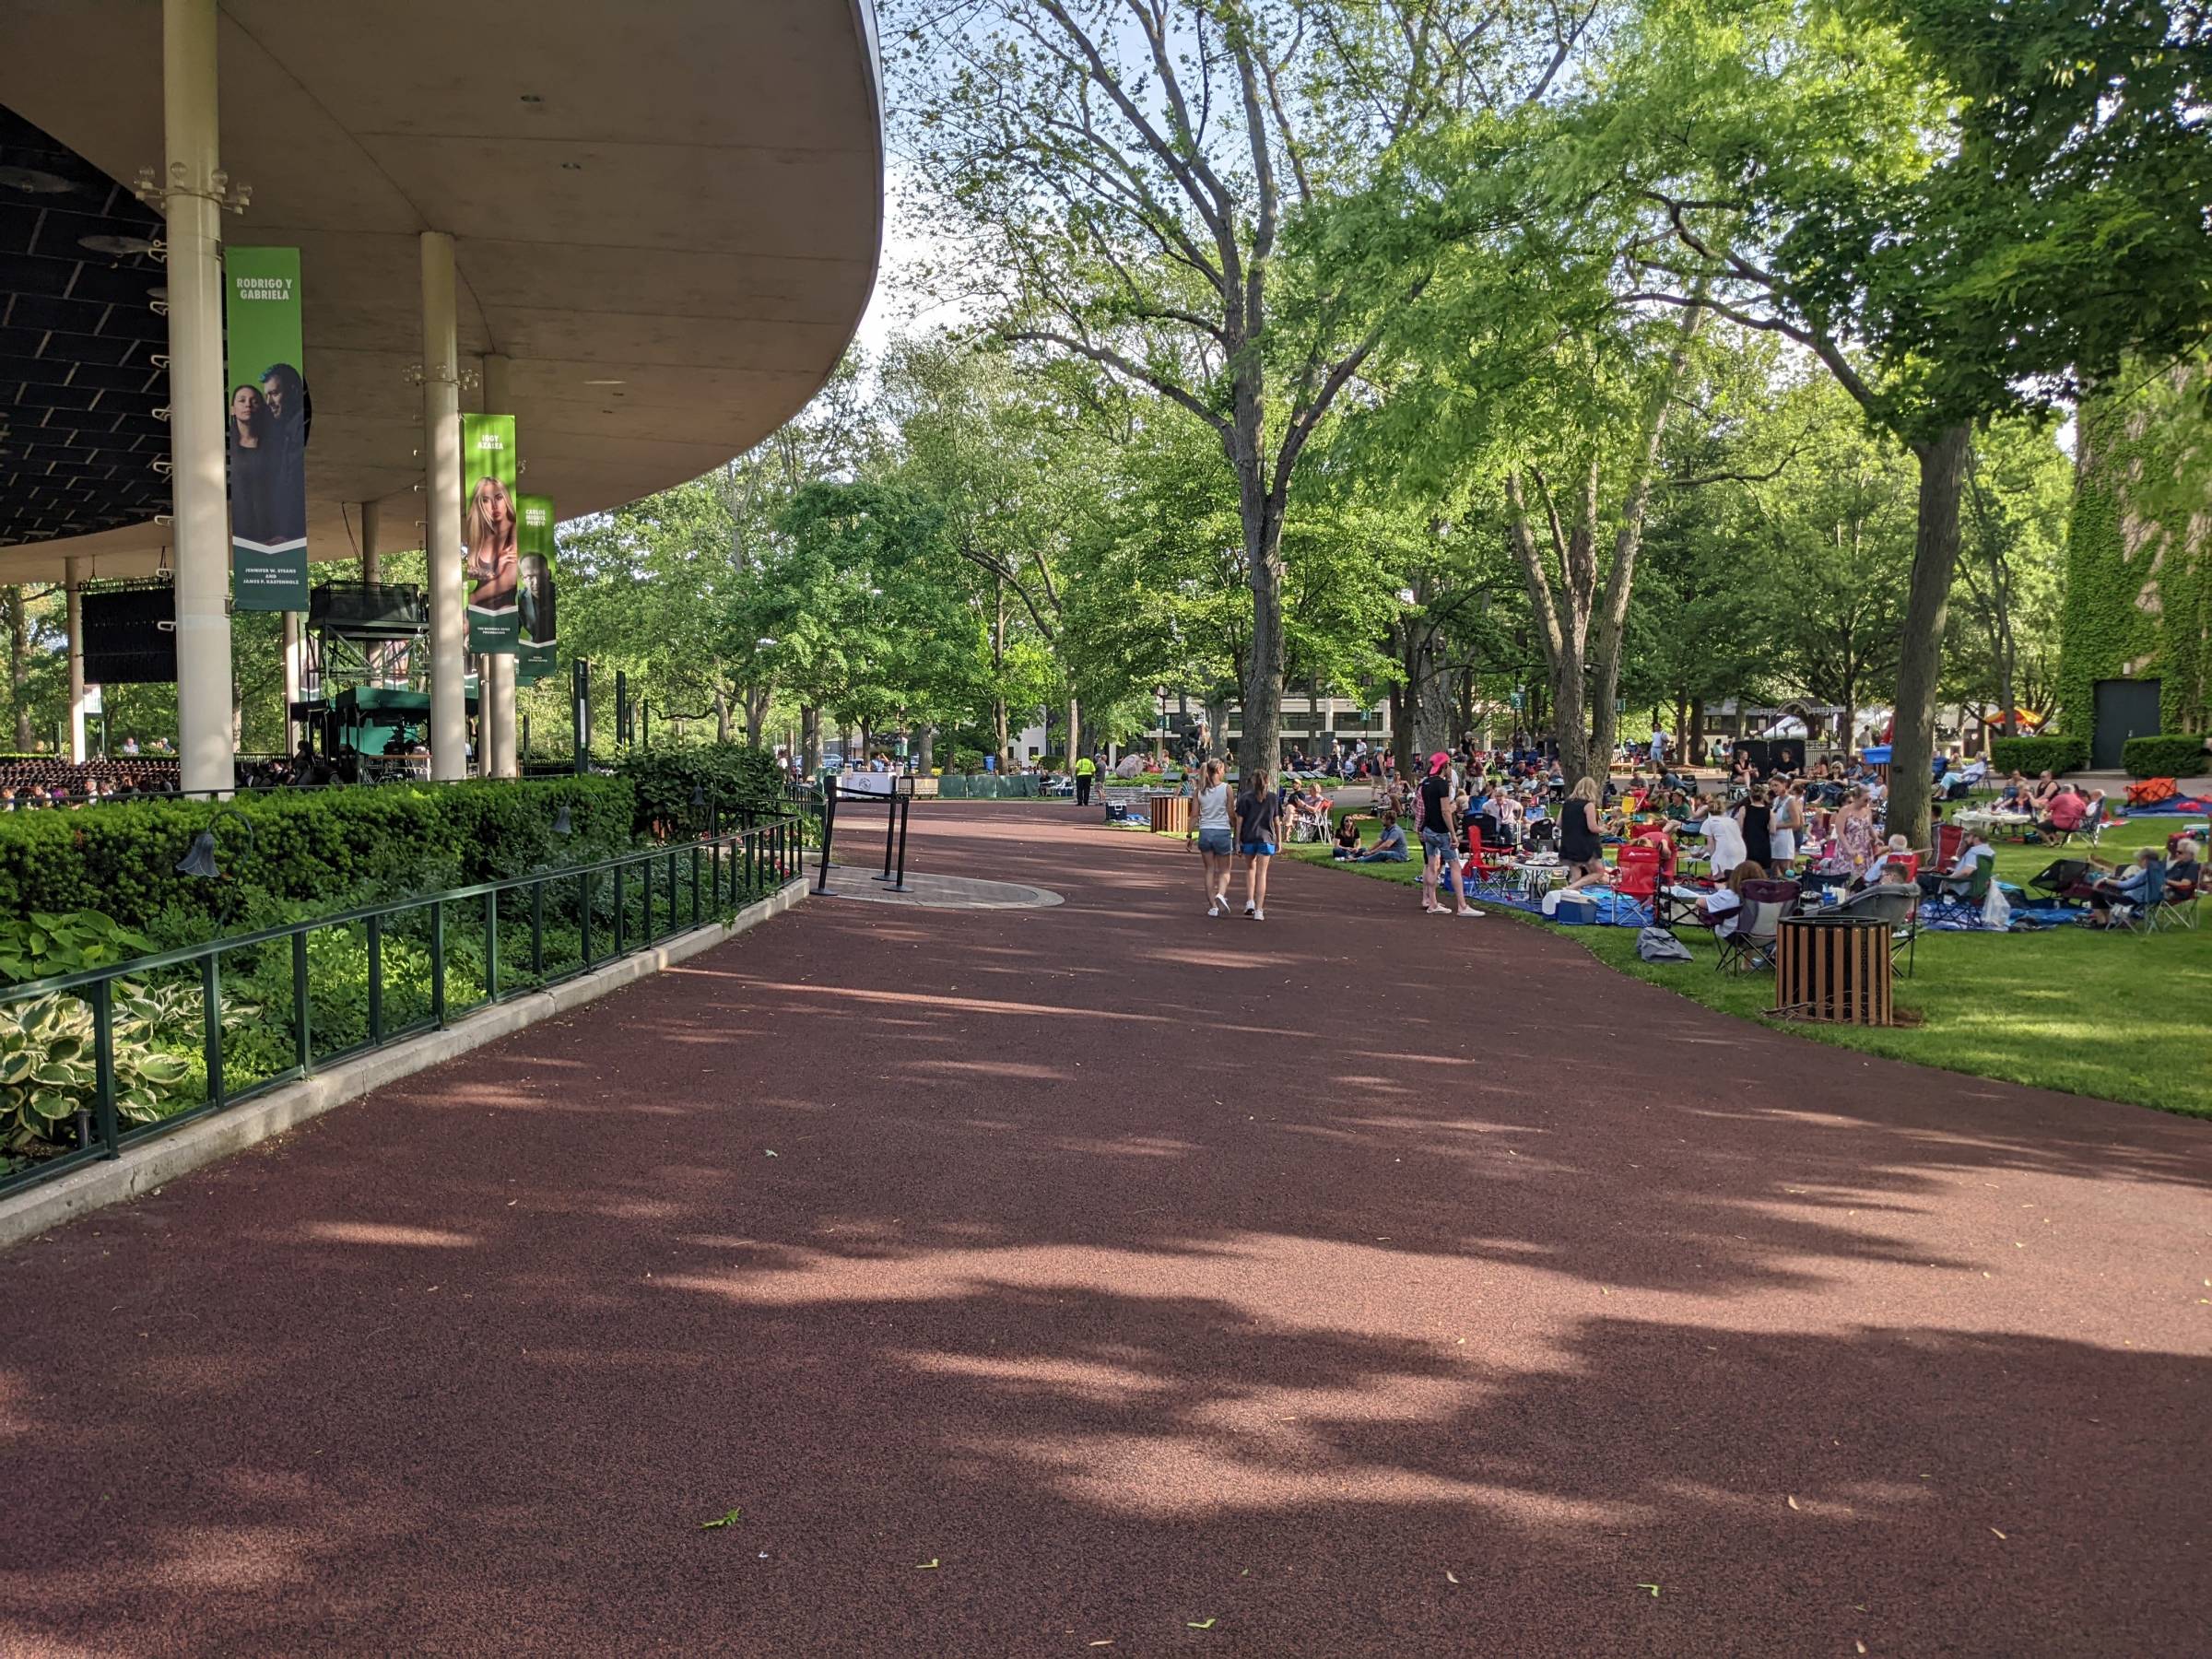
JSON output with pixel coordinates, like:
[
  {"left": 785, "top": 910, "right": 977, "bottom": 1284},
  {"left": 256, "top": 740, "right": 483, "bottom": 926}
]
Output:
[
  {"left": 1771, "top": 913, "right": 1894, "bottom": 1026},
  {"left": 1149, "top": 794, "right": 1191, "bottom": 837}
]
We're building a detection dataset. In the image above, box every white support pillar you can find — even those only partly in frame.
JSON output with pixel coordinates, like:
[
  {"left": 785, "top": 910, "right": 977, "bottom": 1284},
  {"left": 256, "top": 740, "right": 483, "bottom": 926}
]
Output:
[
  {"left": 164, "top": 0, "right": 234, "bottom": 795},
  {"left": 66, "top": 558, "right": 88, "bottom": 764},
  {"left": 420, "top": 231, "right": 466, "bottom": 780},
  {"left": 359, "top": 499, "right": 381, "bottom": 582},
  {"left": 480, "top": 353, "right": 517, "bottom": 778},
  {"left": 281, "top": 608, "right": 303, "bottom": 755}
]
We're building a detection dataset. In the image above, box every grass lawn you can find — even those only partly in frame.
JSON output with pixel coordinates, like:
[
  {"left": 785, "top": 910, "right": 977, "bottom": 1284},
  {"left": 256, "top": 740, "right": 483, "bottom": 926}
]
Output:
[{"left": 1278, "top": 806, "right": 2212, "bottom": 1120}]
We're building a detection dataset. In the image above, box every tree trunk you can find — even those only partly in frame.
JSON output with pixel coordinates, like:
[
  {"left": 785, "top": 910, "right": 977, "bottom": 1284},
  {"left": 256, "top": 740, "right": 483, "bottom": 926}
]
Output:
[
  {"left": 1687, "top": 695, "right": 1703, "bottom": 768},
  {"left": 1887, "top": 423, "right": 1971, "bottom": 844},
  {"left": 6, "top": 590, "right": 29, "bottom": 751},
  {"left": 800, "top": 706, "right": 819, "bottom": 773},
  {"left": 714, "top": 690, "right": 731, "bottom": 744},
  {"left": 745, "top": 687, "right": 770, "bottom": 748},
  {"left": 1237, "top": 459, "right": 1287, "bottom": 779},
  {"left": 1589, "top": 302, "right": 1704, "bottom": 770},
  {"left": 917, "top": 724, "right": 935, "bottom": 772},
  {"left": 991, "top": 578, "right": 1009, "bottom": 765},
  {"left": 1065, "top": 697, "right": 1079, "bottom": 767}
]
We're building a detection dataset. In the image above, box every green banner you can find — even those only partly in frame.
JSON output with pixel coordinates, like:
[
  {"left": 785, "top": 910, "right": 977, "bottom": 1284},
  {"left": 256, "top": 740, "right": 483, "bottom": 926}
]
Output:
[
  {"left": 513, "top": 492, "right": 558, "bottom": 683},
  {"left": 224, "top": 248, "right": 309, "bottom": 611},
  {"left": 462, "top": 413, "right": 520, "bottom": 652}
]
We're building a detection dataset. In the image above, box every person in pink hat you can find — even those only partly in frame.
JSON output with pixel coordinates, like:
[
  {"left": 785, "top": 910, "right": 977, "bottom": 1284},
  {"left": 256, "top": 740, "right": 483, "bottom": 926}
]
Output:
[{"left": 1418, "top": 751, "right": 1482, "bottom": 918}]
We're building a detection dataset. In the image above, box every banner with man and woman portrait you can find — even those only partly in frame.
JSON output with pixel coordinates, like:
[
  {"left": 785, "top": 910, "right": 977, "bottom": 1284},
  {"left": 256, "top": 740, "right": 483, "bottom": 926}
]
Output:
[
  {"left": 461, "top": 413, "right": 520, "bottom": 653},
  {"left": 514, "top": 492, "right": 558, "bottom": 684},
  {"left": 223, "top": 247, "right": 310, "bottom": 610}
]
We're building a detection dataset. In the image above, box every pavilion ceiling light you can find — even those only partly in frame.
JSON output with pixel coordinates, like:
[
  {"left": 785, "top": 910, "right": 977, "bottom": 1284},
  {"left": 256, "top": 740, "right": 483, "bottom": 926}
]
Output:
[
  {"left": 80, "top": 233, "right": 159, "bottom": 257},
  {"left": 0, "top": 165, "right": 72, "bottom": 194}
]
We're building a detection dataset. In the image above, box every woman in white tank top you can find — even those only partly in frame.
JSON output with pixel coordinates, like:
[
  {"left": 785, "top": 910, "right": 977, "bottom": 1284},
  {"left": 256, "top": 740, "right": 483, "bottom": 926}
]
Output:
[{"left": 1192, "top": 758, "right": 1235, "bottom": 915}]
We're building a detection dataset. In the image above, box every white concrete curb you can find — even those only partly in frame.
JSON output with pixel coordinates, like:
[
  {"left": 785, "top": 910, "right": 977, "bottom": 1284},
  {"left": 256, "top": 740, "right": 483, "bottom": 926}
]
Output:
[{"left": 0, "top": 877, "right": 809, "bottom": 1253}]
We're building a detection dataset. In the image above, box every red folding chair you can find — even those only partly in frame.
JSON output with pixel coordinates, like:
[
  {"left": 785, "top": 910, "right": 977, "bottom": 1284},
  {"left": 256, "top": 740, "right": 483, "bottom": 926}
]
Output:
[
  {"left": 1460, "top": 830, "right": 1513, "bottom": 900},
  {"left": 1613, "top": 841, "right": 1668, "bottom": 924}
]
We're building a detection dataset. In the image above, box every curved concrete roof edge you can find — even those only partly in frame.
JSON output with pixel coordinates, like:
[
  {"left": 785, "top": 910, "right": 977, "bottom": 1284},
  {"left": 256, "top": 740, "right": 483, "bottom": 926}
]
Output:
[{"left": 0, "top": 0, "right": 887, "bottom": 583}]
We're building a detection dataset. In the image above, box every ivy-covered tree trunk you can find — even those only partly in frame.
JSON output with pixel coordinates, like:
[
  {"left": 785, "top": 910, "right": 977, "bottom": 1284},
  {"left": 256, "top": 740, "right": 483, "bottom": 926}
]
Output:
[
  {"left": 6, "top": 590, "right": 29, "bottom": 752},
  {"left": 1888, "top": 423, "right": 1972, "bottom": 843}
]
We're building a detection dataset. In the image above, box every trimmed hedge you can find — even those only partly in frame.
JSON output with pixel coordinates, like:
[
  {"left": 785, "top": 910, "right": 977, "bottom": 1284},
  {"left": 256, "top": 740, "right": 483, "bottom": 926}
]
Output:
[
  {"left": 1989, "top": 735, "right": 2088, "bottom": 776},
  {"left": 612, "top": 745, "right": 793, "bottom": 840},
  {"left": 2122, "top": 734, "right": 2209, "bottom": 780},
  {"left": 0, "top": 776, "right": 632, "bottom": 931}
]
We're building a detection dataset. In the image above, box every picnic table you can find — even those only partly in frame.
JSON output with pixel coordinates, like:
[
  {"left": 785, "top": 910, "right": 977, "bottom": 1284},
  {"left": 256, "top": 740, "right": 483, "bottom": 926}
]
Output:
[{"left": 1957, "top": 806, "right": 2035, "bottom": 841}]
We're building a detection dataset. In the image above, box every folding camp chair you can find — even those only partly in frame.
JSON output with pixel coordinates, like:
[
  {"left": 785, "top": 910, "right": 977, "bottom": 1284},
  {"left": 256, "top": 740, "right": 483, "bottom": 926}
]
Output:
[
  {"left": 2056, "top": 801, "right": 2108, "bottom": 850},
  {"left": 2157, "top": 886, "right": 2200, "bottom": 931},
  {"left": 1613, "top": 841, "right": 1667, "bottom": 924},
  {"left": 1824, "top": 882, "right": 1919, "bottom": 977},
  {"left": 1715, "top": 879, "right": 1799, "bottom": 973},
  {"left": 2028, "top": 857, "right": 2094, "bottom": 903},
  {"left": 2120, "top": 859, "right": 2169, "bottom": 936}
]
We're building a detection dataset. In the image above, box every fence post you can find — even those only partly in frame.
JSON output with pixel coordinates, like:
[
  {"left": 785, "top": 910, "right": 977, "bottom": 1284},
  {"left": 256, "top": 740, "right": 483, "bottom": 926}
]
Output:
[
  {"left": 292, "top": 930, "right": 312, "bottom": 1072},
  {"left": 91, "top": 978, "right": 118, "bottom": 1157},
  {"left": 816, "top": 788, "right": 836, "bottom": 893},
  {"left": 893, "top": 789, "right": 912, "bottom": 890},
  {"left": 429, "top": 900, "right": 447, "bottom": 1028},
  {"left": 201, "top": 953, "right": 224, "bottom": 1109},
  {"left": 368, "top": 914, "right": 384, "bottom": 1043}
]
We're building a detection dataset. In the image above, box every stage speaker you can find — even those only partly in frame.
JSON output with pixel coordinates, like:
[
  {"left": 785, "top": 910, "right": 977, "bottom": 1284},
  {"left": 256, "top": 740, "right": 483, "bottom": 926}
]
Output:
[{"left": 82, "top": 585, "right": 178, "bottom": 684}]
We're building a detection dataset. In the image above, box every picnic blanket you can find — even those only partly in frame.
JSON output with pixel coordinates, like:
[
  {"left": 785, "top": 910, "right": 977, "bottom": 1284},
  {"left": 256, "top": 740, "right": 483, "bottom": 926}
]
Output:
[{"left": 2123, "top": 794, "right": 2211, "bottom": 816}]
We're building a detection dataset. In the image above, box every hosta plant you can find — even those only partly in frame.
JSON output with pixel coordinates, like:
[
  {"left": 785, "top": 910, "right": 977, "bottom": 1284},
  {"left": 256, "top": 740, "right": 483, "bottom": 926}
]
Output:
[{"left": 1, "top": 984, "right": 195, "bottom": 1153}]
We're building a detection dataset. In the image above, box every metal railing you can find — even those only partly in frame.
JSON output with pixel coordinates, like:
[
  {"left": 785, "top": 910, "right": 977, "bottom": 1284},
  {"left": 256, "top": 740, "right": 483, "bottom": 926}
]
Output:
[{"left": 0, "top": 814, "right": 807, "bottom": 1203}]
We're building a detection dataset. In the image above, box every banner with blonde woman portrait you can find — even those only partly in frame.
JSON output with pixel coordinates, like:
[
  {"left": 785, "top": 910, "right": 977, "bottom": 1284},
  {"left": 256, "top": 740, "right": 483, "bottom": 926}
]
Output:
[
  {"left": 514, "top": 493, "right": 558, "bottom": 684},
  {"left": 461, "top": 413, "right": 519, "bottom": 652}
]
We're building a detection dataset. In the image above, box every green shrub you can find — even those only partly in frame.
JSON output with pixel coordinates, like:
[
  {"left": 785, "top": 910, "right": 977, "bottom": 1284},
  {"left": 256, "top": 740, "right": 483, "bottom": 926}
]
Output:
[
  {"left": 948, "top": 748, "right": 987, "bottom": 775},
  {"left": 0, "top": 776, "right": 632, "bottom": 931},
  {"left": 612, "top": 745, "right": 792, "bottom": 839},
  {"left": 2121, "top": 734, "right": 2208, "bottom": 779},
  {"left": 1989, "top": 734, "right": 2088, "bottom": 776}
]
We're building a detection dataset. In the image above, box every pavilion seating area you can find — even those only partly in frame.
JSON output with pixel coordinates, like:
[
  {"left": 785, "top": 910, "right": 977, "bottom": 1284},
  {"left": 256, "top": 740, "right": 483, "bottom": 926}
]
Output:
[{"left": 0, "top": 758, "right": 180, "bottom": 806}]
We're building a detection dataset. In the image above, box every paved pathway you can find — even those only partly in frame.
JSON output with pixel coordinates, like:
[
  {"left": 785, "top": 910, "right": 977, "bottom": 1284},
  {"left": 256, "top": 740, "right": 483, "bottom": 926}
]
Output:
[{"left": 5, "top": 805, "right": 2208, "bottom": 1656}]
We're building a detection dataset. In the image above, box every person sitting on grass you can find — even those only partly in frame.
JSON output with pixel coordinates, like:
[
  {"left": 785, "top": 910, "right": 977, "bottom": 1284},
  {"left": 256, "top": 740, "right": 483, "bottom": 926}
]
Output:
[
  {"left": 1357, "top": 810, "right": 1409, "bottom": 863},
  {"left": 2084, "top": 846, "right": 2163, "bottom": 927},
  {"left": 1332, "top": 814, "right": 1364, "bottom": 860}
]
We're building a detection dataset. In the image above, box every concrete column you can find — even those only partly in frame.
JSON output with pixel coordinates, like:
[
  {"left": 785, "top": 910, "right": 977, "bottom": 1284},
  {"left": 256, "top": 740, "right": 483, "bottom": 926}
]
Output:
[
  {"left": 281, "top": 608, "right": 303, "bottom": 754},
  {"left": 359, "top": 499, "right": 382, "bottom": 582},
  {"left": 479, "top": 353, "right": 517, "bottom": 777},
  {"left": 65, "top": 558, "right": 88, "bottom": 764},
  {"left": 164, "top": 0, "right": 233, "bottom": 795},
  {"left": 420, "top": 231, "right": 465, "bottom": 780}
]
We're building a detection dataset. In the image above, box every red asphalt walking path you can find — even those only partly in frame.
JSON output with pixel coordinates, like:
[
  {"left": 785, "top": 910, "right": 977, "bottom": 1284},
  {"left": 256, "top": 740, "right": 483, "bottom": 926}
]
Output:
[{"left": 4, "top": 804, "right": 2208, "bottom": 1656}]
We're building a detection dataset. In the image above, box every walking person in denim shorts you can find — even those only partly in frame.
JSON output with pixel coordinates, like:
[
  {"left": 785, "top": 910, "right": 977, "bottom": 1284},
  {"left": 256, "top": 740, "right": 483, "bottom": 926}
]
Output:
[
  {"left": 1235, "top": 767, "right": 1280, "bottom": 920},
  {"left": 1418, "top": 751, "right": 1483, "bottom": 918},
  {"left": 1193, "top": 759, "right": 1236, "bottom": 916}
]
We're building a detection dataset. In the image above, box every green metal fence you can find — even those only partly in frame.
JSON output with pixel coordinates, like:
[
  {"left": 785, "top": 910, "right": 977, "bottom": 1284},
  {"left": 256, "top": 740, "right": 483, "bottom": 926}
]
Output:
[{"left": 0, "top": 814, "right": 806, "bottom": 1202}]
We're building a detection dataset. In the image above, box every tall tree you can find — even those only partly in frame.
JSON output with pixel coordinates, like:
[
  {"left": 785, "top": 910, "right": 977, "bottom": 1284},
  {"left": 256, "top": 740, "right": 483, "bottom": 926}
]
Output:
[
  {"left": 890, "top": 0, "right": 1593, "bottom": 769},
  {"left": 1595, "top": 0, "right": 2212, "bottom": 833}
]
